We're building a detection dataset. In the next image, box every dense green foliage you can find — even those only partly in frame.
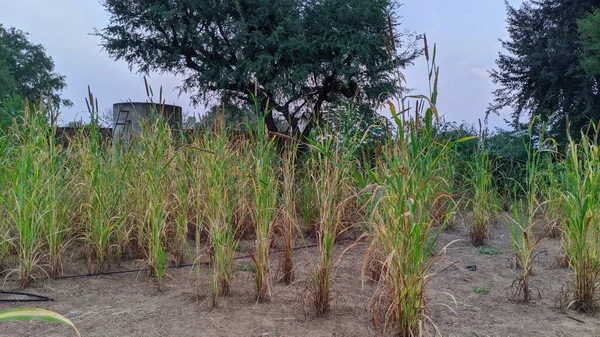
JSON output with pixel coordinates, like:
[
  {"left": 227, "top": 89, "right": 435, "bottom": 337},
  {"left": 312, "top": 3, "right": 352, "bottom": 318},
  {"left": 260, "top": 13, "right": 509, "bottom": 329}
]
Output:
[
  {"left": 489, "top": 0, "right": 600, "bottom": 143},
  {"left": 96, "top": 0, "right": 418, "bottom": 134},
  {"left": 0, "top": 25, "right": 70, "bottom": 110},
  {"left": 578, "top": 8, "right": 600, "bottom": 78},
  {"left": 0, "top": 94, "right": 25, "bottom": 129}
]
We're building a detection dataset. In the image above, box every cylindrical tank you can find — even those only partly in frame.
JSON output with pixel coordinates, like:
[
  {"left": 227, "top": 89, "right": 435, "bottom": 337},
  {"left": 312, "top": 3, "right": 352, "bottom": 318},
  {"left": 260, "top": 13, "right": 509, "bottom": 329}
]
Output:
[{"left": 112, "top": 102, "right": 182, "bottom": 141}]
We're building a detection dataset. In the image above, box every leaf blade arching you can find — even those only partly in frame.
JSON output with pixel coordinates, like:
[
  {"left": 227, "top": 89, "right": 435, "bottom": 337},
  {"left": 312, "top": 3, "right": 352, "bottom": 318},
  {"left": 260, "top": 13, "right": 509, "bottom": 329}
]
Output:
[{"left": 0, "top": 308, "right": 81, "bottom": 337}]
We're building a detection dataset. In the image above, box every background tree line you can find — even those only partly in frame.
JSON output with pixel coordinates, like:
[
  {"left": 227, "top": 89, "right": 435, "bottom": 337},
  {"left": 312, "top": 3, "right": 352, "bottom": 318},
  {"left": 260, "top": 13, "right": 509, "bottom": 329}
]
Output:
[
  {"left": 4, "top": 0, "right": 600, "bottom": 148},
  {"left": 489, "top": 0, "right": 600, "bottom": 144}
]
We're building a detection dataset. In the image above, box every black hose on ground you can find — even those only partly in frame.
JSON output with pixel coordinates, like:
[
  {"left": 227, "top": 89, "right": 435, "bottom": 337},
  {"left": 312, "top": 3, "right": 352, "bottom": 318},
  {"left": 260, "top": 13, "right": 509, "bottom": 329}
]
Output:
[
  {"left": 0, "top": 290, "right": 54, "bottom": 303},
  {"left": 1, "top": 237, "right": 358, "bottom": 300},
  {"left": 49, "top": 242, "right": 320, "bottom": 280}
]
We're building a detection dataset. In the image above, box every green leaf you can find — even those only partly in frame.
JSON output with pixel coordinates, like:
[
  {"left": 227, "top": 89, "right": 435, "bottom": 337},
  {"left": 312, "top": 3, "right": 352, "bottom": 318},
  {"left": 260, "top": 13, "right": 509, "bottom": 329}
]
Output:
[
  {"left": 0, "top": 308, "right": 81, "bottom": 337},
  {"left": 450, "top": 136, "right": 478, "bottom": 145}
]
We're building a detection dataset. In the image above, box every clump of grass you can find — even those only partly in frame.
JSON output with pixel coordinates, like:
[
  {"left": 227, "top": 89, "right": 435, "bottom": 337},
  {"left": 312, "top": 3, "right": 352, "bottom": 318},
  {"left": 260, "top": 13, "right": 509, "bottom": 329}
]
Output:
[
  {"left": 3, "top": 100, "right": 57, "bottom": 287},
  {"left": 198, "top": 132, "right": 238, "bottom": 306},
  {"left": 138, "top": 116, "right": 175, "bottom": 291},
  {"left": 507, "top": 118, "right": 547, "bottom": 303},
  {"left": 5, "top": 132, "right": 45, "bottom": 287},
  {"left": 235, "top": 261, "right": 257, "bottom": 273},
  {"left": 365, "top": 118, "right": 460, "bottom": 335},
  {"left": 479, "top": 246, "right": 499, "bottom": 256},
  {"left": 364, "top": 34, "right": 470, "bottom": 336},
  {"left": 170, "top": 152, "right": 193, "bottom": 266},
  {"left": 41, "top": 116, "right": 71, "bottom": 278},
  {"left": 508, "top": 200, "right": 543, "bottom": 302},
  {"left": 249, "top": 111, "right": 279, "bottom": 302},
  {"left": 468, "top": 145, "right": 498, "bottom": 247},
  {"left": 277, "top": 140, "right": 299, "bottom": 284},
  {"left": 76, "top": 89, "right": 129, "bottom": 273},
  {"left": 559, "top": 126, "right": 600, "bottom": 312},
  {"left": 79, "top": 136, "right": 128, "bottom": 273},
  {"left": 306, "top": 122, "right": 358, "bottom": 316},
  {"left": 473, "top": 286, "right": 490, "bottom": 295}
]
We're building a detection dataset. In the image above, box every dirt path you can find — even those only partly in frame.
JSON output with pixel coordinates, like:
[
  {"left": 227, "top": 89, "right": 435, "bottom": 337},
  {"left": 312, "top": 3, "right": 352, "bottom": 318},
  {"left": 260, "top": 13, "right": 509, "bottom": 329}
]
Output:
[{"left": 1, "top": 217, "right": 598, "bottom": 336}]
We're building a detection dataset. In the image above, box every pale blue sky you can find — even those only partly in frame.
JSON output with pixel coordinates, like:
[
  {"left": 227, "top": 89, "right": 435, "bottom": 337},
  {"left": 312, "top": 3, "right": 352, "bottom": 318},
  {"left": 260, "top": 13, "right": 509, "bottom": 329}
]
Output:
[{"left": 1, "top": 0, "right": 521, "bottom": 129}]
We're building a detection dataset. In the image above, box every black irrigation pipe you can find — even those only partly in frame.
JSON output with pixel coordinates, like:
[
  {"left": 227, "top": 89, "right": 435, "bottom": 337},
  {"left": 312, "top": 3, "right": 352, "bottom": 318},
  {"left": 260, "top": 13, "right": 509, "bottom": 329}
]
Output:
[
  {"left": 0, "top": 290, "right": 54, "bottom": 303},
  {"left": 53, "top": 241, "right": 326, "bottom": 280},
  {"left": 0, "top": 238, "right": 359, "bottom": 302}
]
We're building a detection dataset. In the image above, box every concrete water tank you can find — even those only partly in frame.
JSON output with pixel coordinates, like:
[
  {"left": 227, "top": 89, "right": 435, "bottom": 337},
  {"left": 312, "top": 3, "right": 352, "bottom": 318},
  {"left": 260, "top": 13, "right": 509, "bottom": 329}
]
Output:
[{"left": 112, "top": 102, "right": 182, "bottom": 140}]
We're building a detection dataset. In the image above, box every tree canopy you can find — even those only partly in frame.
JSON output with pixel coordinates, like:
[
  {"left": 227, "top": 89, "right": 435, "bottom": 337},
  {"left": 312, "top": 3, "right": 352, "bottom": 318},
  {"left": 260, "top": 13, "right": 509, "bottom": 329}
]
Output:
[
  {"left": 488, "top": 0, "right": 600, "bottom": 143},
  {"left": 578, "top": 8, "right": 600, "bottom": 79},
  {"left": 0, "top": 24, "right": 71, "bottom": 110},
  {"left": 96, "top": 0, "right": 418, "bottom": 134}
]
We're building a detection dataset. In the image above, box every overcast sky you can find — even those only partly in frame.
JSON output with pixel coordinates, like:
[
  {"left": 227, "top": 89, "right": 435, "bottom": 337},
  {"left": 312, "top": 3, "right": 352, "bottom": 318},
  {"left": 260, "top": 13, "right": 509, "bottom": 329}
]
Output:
[{"left": 1, "top": 0, "right": 520, "bottom": 129}]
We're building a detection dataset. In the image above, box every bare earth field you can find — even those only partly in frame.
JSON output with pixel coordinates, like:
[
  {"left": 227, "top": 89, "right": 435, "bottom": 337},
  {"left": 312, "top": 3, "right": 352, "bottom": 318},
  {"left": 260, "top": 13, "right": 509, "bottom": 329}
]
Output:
[{"left": 1, "top": 216, "right": 599, "bottom": 337}]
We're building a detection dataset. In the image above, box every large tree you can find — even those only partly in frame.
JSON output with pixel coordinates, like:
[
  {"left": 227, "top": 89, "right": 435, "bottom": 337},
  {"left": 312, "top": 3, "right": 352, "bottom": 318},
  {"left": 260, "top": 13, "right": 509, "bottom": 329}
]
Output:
[
  {"left": 0, "top": 24, "right": 71, "bottom": 109},
  {"left": 96, "top": 0, "right": 418, "bottom": 135},
  {"left": 488, "top": 0, "right": 600, "bottom": 143}
]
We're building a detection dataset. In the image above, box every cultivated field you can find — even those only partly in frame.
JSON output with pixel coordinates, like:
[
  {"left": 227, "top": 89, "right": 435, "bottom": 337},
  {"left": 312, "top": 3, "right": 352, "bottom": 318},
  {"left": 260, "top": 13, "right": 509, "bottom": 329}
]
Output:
[{"left": 1, "top": 66, "right": 600, "bottom": 336}]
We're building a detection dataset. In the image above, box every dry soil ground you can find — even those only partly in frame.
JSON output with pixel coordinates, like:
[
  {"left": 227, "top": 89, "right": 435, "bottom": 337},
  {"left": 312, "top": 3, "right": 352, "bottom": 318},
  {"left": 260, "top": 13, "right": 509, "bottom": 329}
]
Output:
[{"left": 1, "top": 215, "right": 599, "bottom": 337}]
